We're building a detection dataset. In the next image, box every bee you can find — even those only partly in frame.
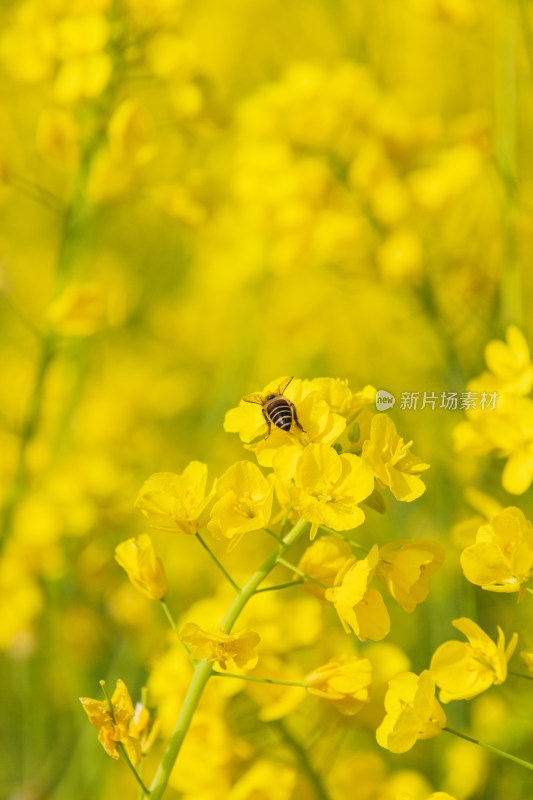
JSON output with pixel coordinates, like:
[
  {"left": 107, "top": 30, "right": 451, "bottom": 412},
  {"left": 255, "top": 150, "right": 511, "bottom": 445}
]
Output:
[{"left": 243, "top": 376, "right": 306, "bottom": 439}]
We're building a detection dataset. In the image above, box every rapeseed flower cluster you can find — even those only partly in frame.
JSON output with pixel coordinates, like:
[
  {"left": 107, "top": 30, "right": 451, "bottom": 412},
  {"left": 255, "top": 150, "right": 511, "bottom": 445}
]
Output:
[{"left": 85, "top": 373, "right": 452, "bottom": 796}]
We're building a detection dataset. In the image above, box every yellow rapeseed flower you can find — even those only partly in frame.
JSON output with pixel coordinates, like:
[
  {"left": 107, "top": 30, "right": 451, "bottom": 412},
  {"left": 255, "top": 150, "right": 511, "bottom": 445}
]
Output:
[
  {"left": 207, "top": 460, "right": 273, "bottom": 550},
  {"left": 426, "top": 794, "right": 457, "bottom": 800},
  {"left": 454, "top": 396, "right": 533, "bottom": 495},
  {"left": 376, "top": 670, "right": 446, "bottom": 753},
  {"left": 297, "top": 535, "right": 352, "bottom": 598},
  {"left": 325, "top": 546, "right": 390, "bottom": 641},
  {"left": 377, "top": 538, "right": 445, "bottom": 612},
  {"left": 47, "top": 282, "right": 109, "bottom": 336},
  {"left": 108, "top": 98, "right": 156, "bottom": 166},
  {"left": 114, "top": 534, "right": 167, "bottom": 600},
  {"left": 275, "top": 443, "right": 374, "bottom": 540},
  {"left": 460, "top": 507, "right": 533, "bottom": 598},
  {"left": 362, "top": 414, "right": 429, "bottom": 501},
  {"left": 135, "top": 462, "right": 212, "bottom": 535},
  {"left": 179, "top": 622, "right": 260, "bottom": 671},
  {"left": 453, "top": 328, "right": 533, "bottom": 494},
  {"left": 305, "top": 656, "right": 372, "bottom": 715},
  {"left": 36, "top": 107, "right": 79, "bottom": 168},
  {"left": 302, "top": 378, "right": 376, "bottom": 420},
  {"left": 430, "top": 618, "right": 518, "bottom": 702},
  {"left": 53, "top": 53, "right": 112, "bottom": 105},
  {"left": 79, "top": 679, "right": 142, "bottom": 765},
  {"left": 470, "top": 325, "right": 533, "bottom": 397}
]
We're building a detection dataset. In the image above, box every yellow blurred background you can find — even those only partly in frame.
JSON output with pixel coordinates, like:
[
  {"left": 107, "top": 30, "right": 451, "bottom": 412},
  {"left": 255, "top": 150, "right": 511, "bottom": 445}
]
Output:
[{"left": 1, "top": 0, "right": 533, "bottom": 798}]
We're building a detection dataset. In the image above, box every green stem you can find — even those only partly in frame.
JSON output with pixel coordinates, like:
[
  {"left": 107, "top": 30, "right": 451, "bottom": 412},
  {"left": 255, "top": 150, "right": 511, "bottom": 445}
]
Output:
[
  {"left": 519, "top": 0, "right": 533, "bottom": 78},
  {"left": 264, "top": 528, "right": 282, "bottom": 542},
  {"left": 148, "top": 518, "right": 309, "bottom": 800},
  {"left": 317, "top": 525, "right": 367, "bottom": 550},
  {"left": 0, "top": 290, "right": 43, "bottom": 338},
  {"left": 273, "top": 720, "right": 330, "bottom": 800},
  {"left": 276, "top": 558, "right": 328, "bottom": 590},
  {"left": 508, "top": 669, "right": 533, "bottom": 683},
  {"left": 444, "top": 726, "right": 533, "bottom": 772},
  {"left": 117, "top": 743, "right": 151, "bottom": 796},
  {"left": 280, "top": 504, "right": 292, "bottom": 535},
  {"left": 195, "top": 533, "right": 240, "bottom": 591},
  {"left": 159, "top": 599, "right": 178, "bottom": 635},
  {"left": 0, "top": 333, "right": 57, "bottom": 555},
  {"left": 0, "top": 106, "right": 105, "bottom": 555},
  {"left": 8, "top": 172, "right": 64, "bottom": 214},
  {"left": 495, "top": 0, "right": 522, "bottom": 329},
  {"left": 255, "top": 580, "right": 303, "bottom": 593},
  {"left": 211, "top": 671, "right": 306, "bottom": 688},
  {"left": 160, "top": 599, "right": 190, "bottom": 655}
]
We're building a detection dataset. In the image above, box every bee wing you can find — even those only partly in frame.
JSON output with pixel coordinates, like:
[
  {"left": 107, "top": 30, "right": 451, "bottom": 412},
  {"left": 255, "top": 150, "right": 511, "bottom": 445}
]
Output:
[
  {"left": 243, "top": 393, "right": 265, "bottom": 405},
  {"left": 277, "top": 376, "right": 293, "bottom": 395}
]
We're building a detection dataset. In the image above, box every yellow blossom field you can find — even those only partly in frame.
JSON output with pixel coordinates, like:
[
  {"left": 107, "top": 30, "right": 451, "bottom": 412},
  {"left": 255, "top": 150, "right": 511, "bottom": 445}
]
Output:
[{"left": 2, "top": 1, "right": 533, "bottom": 799}]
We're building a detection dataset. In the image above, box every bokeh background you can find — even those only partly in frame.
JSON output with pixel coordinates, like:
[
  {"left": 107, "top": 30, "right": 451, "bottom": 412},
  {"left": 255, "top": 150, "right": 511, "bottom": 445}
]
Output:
[{"left": 1, "top": 0, "right": 533, "bottom": 798}]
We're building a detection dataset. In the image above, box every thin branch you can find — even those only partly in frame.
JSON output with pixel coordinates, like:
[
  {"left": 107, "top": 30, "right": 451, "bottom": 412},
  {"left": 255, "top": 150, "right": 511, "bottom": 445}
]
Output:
[
  {"left": 195, "top": 533, "right": 240, "bottom": 591},
  {"left": 256, "top": 580, "right": 303, "bottom": 593},
  {"left": 273, "top": 720, "right": 330, "bottom": 800},
  {"left": 276, "top": 557, "right": 328, "bottom": 590},
  {"left": 212, "top": 671, "right": 306, "bottom": 688},
  {"left": 444, "top": 726, "right": 533, "bottom": 773}
]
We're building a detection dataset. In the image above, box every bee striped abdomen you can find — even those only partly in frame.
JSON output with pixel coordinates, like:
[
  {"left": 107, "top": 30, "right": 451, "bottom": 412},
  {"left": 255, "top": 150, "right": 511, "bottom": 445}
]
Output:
[{"left": 266, "top": 398, "right": 293, "bottom": 431}]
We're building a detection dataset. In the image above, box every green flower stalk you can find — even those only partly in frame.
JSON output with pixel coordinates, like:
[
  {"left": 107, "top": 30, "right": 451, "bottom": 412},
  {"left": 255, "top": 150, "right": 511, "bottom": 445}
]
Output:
[{"left": 147, "top": 517, "right": 309, "bottom": 800}]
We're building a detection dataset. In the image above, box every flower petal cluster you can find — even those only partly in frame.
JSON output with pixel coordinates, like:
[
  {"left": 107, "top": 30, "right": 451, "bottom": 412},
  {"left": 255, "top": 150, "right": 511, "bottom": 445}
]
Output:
[
  {"left": 472, "top": 325, "right": 533, "bottom": 397},
  {"left": 79, "top": 679, "right": 142, "bottom": 765},
  {"left": 454, "top": 396, "right": 533, "bottom": 494},
  {"left": 303, "top": 378, "right": 377, "bottom": 420},
  {"left": 325, "top": 546, "right": 390, "bottom": 641},
  {"left": 130, "top": 701, "right": 160, "bottom": 756},
  {"left": 453, "top": 327, "right": 533, "bottom": 494},
  {"left": 377, "top": 538, "right": 445, "bottom": 612},
  {"left": 180, "top": 622, "right": 260, "bottom": 671},
  {"left": 115, "top": 534, "right": 167, "bottom": 600},
  {"left": 305, "top": 656, "right": 372, "bottom": 715},
  {"left": 362, "top": 414, "right": 429, "bottom": 501},
  {"left": 207, "top": 460, "right": 273, "bottom": 550},
  {"left": 376, "top": 670, "right": 446, "bottom": 753},
  {"left": 135, "top": 462, "right": 212, "bottom": 535},
  {"left": 297, "top": 535, "right": 352, "bottom": 597},
  {"left": 275, "top": 443, "right": 374, "bottom": 539},
  {"left": 460, "top": 507, "right": 533, "bottom": 596},
  {"left": 430, "top": 618, "right": 518, "bottom": 702},
  {"left": 0, "top": 2, "right": 112, "bottom": 103}
]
